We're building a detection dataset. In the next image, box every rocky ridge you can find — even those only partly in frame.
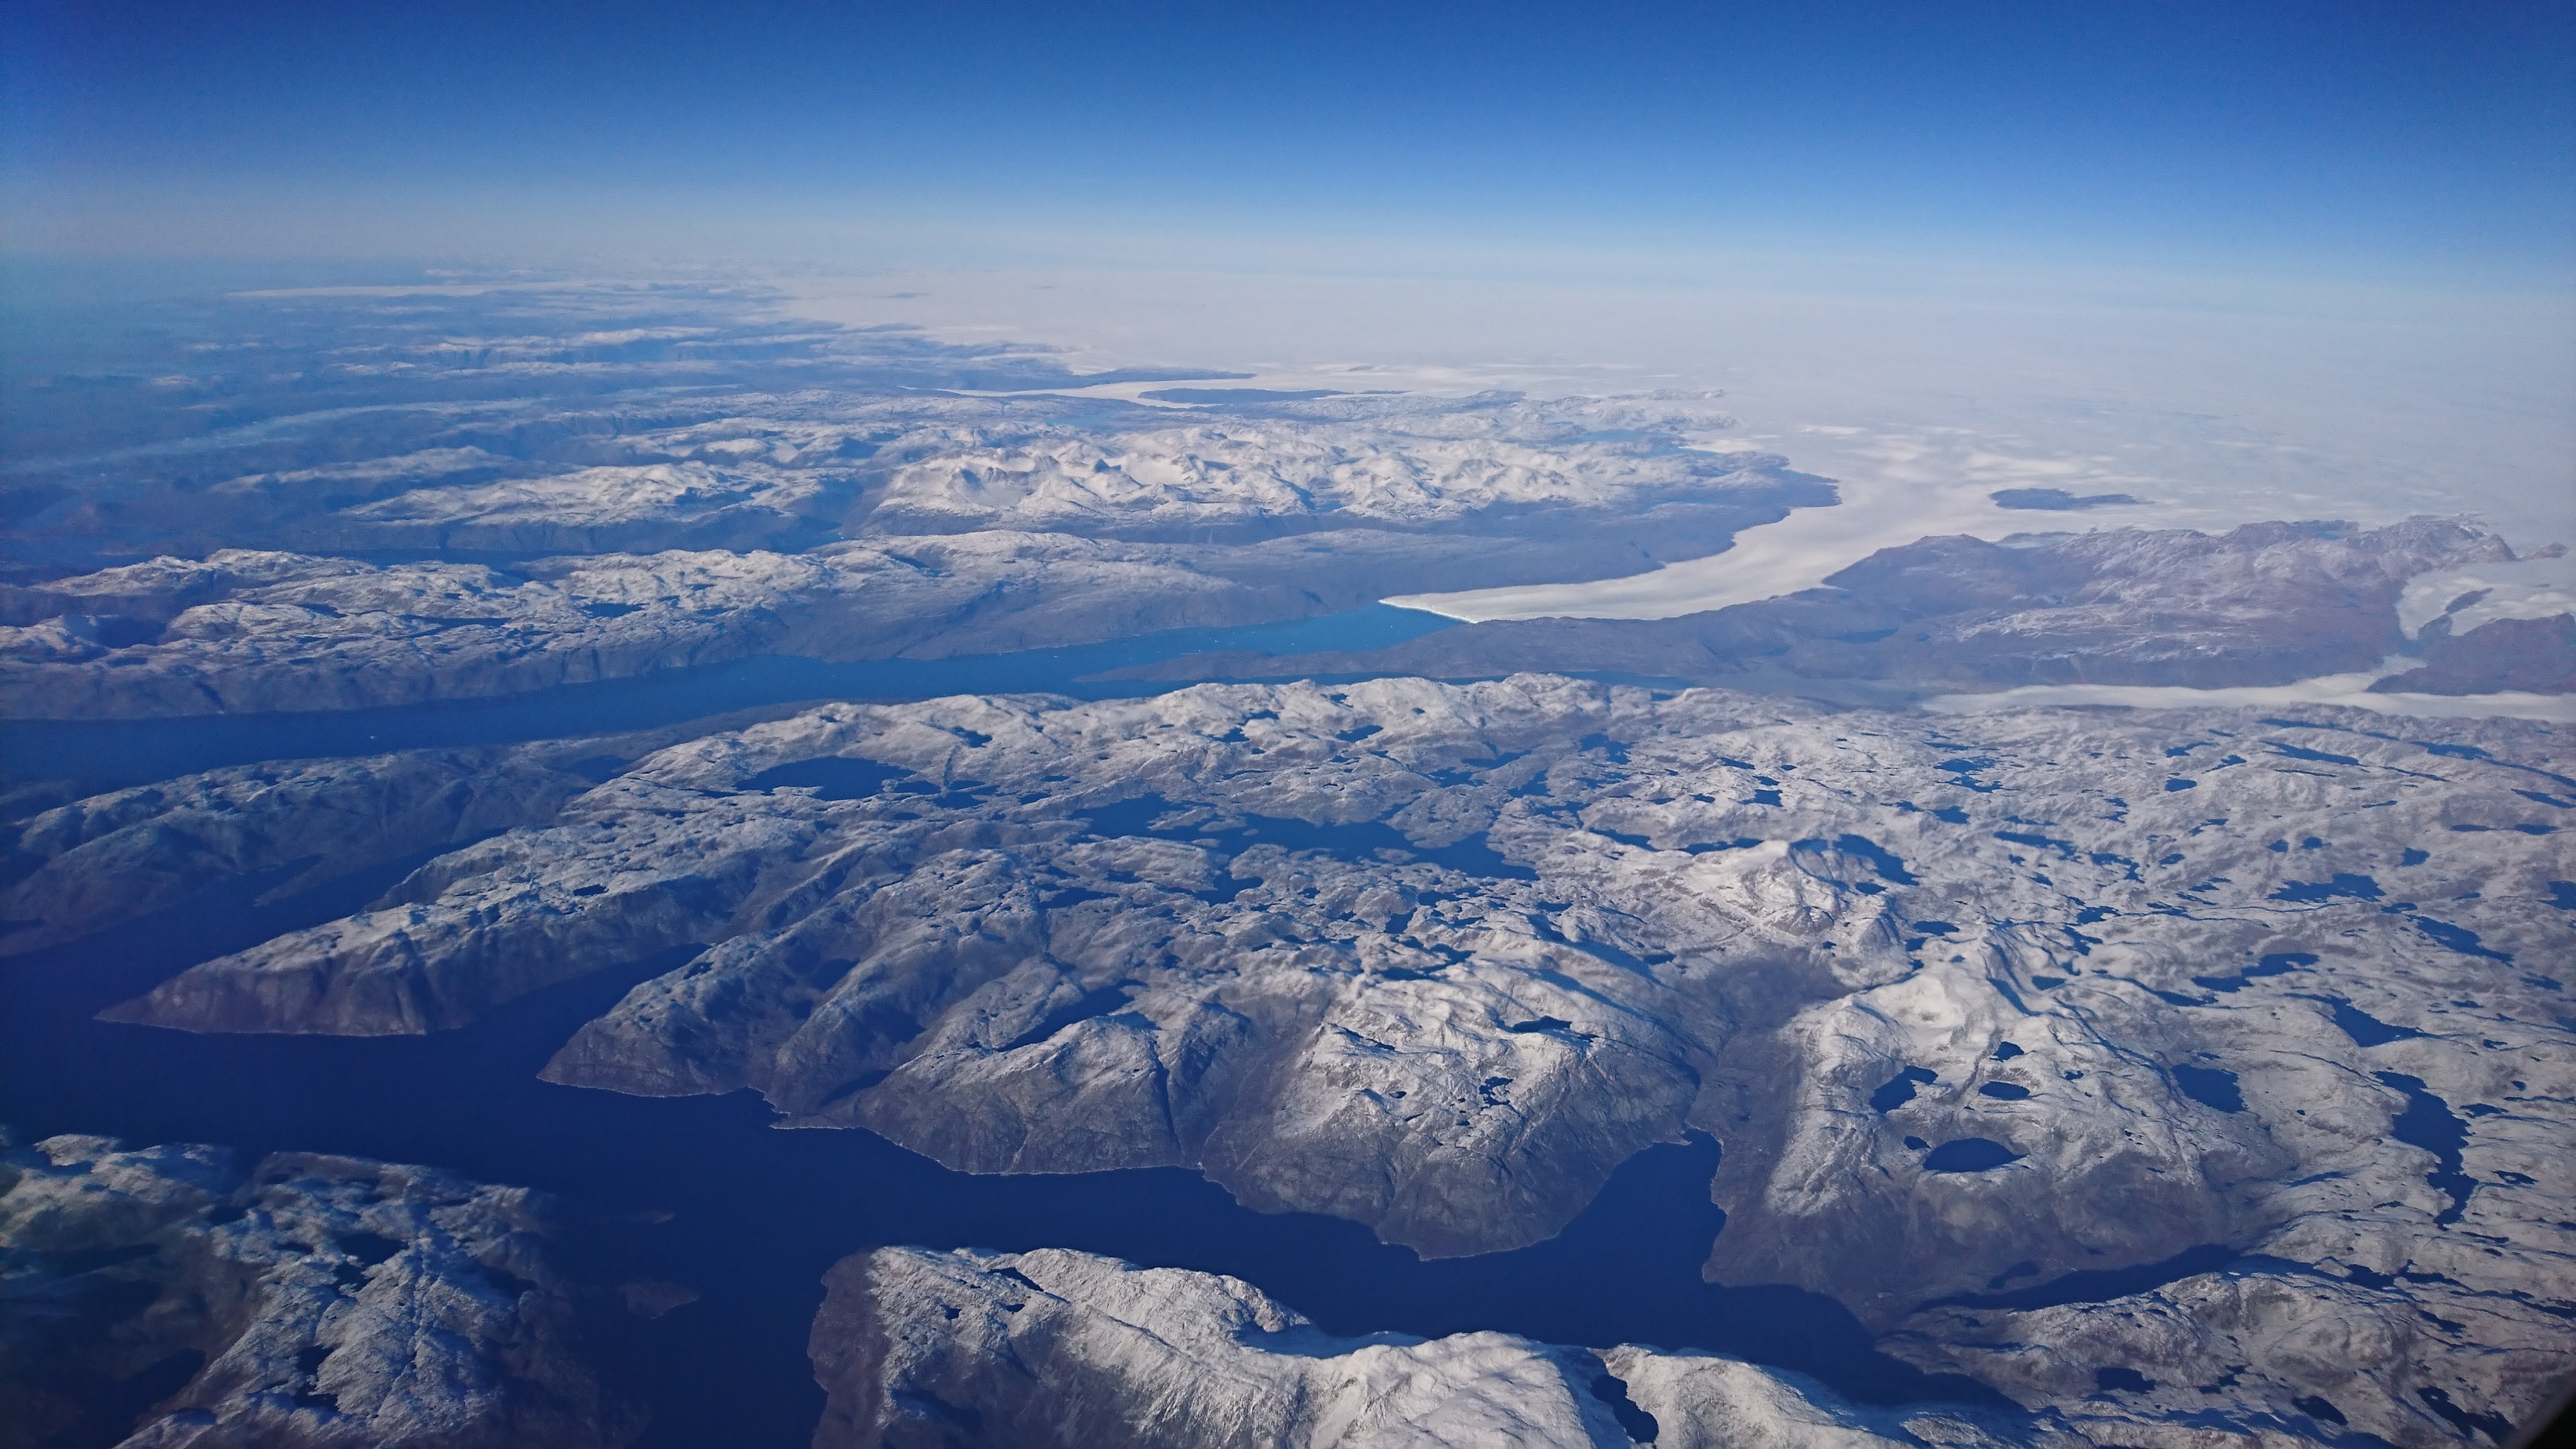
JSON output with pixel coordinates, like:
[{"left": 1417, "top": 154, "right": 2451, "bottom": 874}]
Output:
[
  {"left": 0, "top": 1131, "right": 638, "bottom": 1449},
  {"left": 810, "top": 1245, "right": 2014, "bottom": 1449},
  {"left": 64, "top": 676, "right": 2574, "bottom": 1440}
]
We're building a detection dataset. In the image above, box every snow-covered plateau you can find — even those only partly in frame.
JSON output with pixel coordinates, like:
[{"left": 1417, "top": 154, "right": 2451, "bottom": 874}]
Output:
[
  {"left": 23, "top": 674, "right": 2567, "bottom": 1445},
  {"left": 4, "top": 339, "right": 1835, "bottom": 723},
  {"left": 7, "top": 283, "right": 2571, "bottom": 1446},
  {"left": 0, "top": 413, "right": 1833, "bottom": 722}
]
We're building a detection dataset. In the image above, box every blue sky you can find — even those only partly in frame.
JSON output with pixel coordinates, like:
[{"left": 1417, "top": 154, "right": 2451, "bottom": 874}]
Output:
[{"left": 7, "top": 0, "right": 2571, "bottom": 282}]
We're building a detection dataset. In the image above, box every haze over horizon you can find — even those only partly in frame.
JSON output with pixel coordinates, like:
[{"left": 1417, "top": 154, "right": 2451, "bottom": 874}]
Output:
[{"left": 11, "top": 1, "right": 2572, "bottom": 557}]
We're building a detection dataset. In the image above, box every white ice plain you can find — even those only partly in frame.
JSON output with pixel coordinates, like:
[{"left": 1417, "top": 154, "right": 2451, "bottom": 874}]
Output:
[
  {"left": 1922, "top": 669, "right": 2576, "bottom": 724},
  {"left": 1387, "top": 432, "right": 2173, "bottom": 623}
]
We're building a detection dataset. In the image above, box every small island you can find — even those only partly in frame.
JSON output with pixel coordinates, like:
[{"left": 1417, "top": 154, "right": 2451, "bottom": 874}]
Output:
[{"left": 1990, "top": 486, "right": 2147, "bottom": 511}]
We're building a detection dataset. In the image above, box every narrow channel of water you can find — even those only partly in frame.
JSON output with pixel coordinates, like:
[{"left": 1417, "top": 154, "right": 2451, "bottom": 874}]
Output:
[
  {"left": 0, "top": 604, "right": 1455, "bottom": 790},
  {"left": 2, "top": 843, "right": 2005, "bottom": 1447}
]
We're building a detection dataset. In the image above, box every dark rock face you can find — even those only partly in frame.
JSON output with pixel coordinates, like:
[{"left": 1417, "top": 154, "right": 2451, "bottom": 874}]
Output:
[
  {"left": 0, "top": 1132, "right": 639, "bottom": 1449},
  {"left": 2374, "top": 612, "right": 2576, "bottom": 695},
  {"left": 1113, "top": 519, "right": 2518, "bottom": 695}
]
